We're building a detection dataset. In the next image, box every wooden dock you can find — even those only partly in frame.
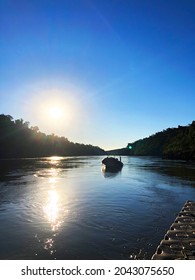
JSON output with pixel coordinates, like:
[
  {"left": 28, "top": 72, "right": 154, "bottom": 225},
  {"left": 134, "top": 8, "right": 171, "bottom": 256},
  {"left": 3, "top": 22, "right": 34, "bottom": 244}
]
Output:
[{"left": 152, "top": 200, "right": 195, "bottom": 260}]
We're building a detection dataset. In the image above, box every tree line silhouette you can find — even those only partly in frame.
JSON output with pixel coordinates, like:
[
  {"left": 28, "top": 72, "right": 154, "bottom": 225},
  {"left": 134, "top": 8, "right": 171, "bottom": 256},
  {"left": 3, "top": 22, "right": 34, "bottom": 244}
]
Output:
[
  {"left": 0, "top": 114, "right": 106, "bottom": 158},
  {"left": 126, "top": 121, "right": 195, "bottom": 160},
  {"left": 1, "top": 114, "right": 194, "bottom": 160}
]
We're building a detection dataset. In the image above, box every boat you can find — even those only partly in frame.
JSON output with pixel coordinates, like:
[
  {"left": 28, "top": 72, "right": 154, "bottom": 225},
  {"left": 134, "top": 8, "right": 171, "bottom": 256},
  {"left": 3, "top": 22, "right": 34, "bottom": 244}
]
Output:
[{"left": 102, "top": 156, "right": 123, "bottom": 172}]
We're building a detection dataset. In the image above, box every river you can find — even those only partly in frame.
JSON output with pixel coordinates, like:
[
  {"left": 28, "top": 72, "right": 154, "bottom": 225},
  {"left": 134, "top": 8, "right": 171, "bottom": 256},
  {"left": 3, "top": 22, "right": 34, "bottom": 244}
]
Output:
[{"left": 0, "top": 156, "right": 195, "bottom": 260}]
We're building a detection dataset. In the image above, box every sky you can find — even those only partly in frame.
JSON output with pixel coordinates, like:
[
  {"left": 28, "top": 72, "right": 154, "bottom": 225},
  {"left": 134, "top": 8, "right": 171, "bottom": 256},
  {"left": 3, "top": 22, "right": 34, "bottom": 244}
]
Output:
[{"left": 0, "top": 0, "right": 195, "bottom": 150}]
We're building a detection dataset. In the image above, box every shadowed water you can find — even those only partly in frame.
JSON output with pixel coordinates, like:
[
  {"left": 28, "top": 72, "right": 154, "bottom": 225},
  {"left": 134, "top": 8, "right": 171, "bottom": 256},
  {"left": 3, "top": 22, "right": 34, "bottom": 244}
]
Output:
[{"left": 0, "top": 156, "right": 195, "bottom": 260}]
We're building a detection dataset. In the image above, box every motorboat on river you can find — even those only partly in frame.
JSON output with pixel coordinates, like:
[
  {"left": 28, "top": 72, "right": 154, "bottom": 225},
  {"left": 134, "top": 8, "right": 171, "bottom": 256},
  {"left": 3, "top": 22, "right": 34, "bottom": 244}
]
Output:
[{"left": 102, "top": 156, "right": 123, "bottom": 172}]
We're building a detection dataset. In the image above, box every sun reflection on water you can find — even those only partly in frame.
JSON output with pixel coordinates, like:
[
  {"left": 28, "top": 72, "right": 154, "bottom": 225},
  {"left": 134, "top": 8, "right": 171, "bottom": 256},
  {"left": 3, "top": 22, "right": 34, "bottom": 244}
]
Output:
[
  {"left": 41, "top": 157, "right": 69, "bottom": 257},
  {"left": 42, "top": 188, "right": 66, "bottom": 256},
  {"left": 49, "top": 156, "right": 63, "bottom": 165},
  {"left": 43, "top": 190, "right": 62, "bottom": 231}
]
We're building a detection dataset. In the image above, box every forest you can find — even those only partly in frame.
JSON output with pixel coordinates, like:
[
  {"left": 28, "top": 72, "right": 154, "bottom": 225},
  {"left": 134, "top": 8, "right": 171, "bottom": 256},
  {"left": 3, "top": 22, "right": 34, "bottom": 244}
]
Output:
[
  {"left": 125, "top": 121, "right": 195, "bottom": 160},
  {"left": 0, "top": 114, "right": 106, "bottom": 158},
  {"left": 1, "top": 114, "right": 194, "bottom": 160}
]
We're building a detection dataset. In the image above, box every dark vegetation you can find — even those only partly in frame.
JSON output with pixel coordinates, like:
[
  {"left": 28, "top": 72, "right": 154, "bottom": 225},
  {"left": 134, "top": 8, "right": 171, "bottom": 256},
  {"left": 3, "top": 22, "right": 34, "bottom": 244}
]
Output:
[
  {"left": 1, "top": 114, "right": 194, "bottom": 160},
  {"left": 0, "top": 114, "right": 106, "bottom": 158},
  {"left": 122, "top": 121, "right": 195, "bottom": 160}
]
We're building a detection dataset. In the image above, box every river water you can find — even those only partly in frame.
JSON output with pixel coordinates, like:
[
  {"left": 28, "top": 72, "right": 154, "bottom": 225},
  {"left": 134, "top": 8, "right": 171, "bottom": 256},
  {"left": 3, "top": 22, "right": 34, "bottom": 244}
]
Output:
[{"left": 0, "top": 156, "right": 195, "bottom": 260}]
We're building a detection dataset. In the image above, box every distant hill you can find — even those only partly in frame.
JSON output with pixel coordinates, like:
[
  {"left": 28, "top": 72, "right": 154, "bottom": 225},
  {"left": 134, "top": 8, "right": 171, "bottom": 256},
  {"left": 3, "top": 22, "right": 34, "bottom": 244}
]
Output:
[
  {"left": 0, "top": 114, "right": 106, "bottom": 158},
  {"left": 108, "top": 121, "right": 195, "bottom": 160},
  {"left": 1, "top": 114, "right": 194, "bottom": 160}
]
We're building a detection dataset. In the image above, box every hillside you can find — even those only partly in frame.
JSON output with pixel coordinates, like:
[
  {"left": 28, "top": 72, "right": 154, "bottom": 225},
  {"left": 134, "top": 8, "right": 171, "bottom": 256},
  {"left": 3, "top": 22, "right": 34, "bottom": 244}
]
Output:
[
  {"left": 1, "top": 114, "right": 194, "bottom": 160},
  {"left": 0, "top": 114, "right": 106, "bottom": 158},
  {"left": 126, "top": 121, "right": 195, "bottom": 160},
  {"left": 109, "top": 121, "right": 195, "bottom": 160}
]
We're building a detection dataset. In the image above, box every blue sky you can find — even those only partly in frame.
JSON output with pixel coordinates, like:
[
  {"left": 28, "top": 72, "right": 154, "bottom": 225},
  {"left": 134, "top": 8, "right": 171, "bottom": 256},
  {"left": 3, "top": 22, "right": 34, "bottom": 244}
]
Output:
[{"left": 0, "top": 0, "right": 195, "bottom": 150}]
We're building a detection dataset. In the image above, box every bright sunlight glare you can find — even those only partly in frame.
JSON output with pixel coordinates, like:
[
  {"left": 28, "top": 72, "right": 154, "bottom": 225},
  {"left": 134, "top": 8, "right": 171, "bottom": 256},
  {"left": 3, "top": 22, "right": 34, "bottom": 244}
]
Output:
[
  {"left": 27, "top": 86, "right": 82, "bottom": 137},
  {"left": 49, "top": 107, "right": 63, "bottom": 119}
]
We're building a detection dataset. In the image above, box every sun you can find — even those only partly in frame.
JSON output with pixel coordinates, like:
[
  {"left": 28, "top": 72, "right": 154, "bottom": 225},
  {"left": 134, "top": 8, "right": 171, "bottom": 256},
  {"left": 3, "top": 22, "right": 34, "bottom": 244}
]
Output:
[{"left": 49, "top": 106, "right": 63, "bottom": 119}]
